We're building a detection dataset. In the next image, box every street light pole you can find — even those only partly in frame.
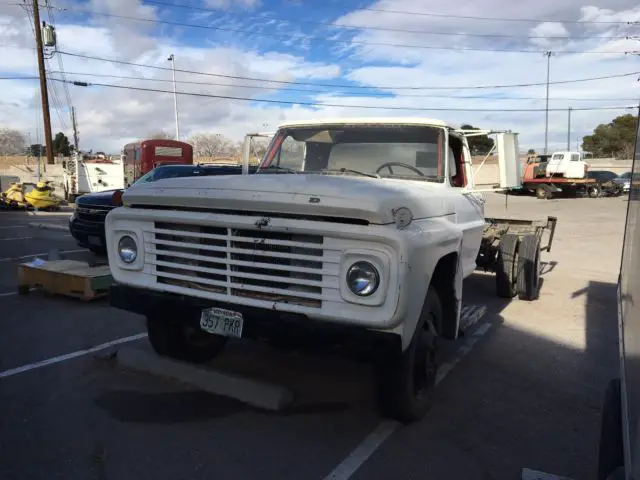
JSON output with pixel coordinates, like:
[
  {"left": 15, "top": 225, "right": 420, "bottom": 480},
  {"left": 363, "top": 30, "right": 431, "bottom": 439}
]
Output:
[
  {"left": 567, "top": 106, "right": 572, "bottom": 151},
  {"left": 167, "top": 54, "right": 180, "bottom": 141},
  {"left": 544, "top": 50, "right": 552, "bottom": 154}
]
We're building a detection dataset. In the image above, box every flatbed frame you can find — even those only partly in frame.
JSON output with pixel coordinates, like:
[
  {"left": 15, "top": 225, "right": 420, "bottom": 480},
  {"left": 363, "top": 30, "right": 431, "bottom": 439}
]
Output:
[{"left": 475, "top": 216, "right": 558, "bottom": 300}]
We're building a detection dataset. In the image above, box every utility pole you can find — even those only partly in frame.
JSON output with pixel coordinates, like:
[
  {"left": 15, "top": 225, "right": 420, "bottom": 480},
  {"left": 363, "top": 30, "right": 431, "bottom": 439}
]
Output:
[
  {"left": 32, "top": 0, "right": 54, "bottom": 166},
  {"left": 71, "top": 106, "right": 79, "bottom": 151},
  {"left": 167, "top": 54, "right": 180, "bottom": 140},
  {"left": 543, "top": 50, "right": 552, "bottom": 155},
  {"left": 567, "top": 107, "right": 572, "bottom": 151}
]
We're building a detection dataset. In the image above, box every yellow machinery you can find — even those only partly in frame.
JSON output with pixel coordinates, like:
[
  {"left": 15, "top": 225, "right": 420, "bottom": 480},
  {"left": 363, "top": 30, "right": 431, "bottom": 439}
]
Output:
[{"left": 1, "top": 181, "right": 62, "bottom": 210}]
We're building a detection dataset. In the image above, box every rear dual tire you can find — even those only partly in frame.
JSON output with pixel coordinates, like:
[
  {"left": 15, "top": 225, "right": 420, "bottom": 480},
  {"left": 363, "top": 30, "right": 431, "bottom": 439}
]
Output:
[{"left": 495, "top": 233, "right": 540, "bottom": 301}]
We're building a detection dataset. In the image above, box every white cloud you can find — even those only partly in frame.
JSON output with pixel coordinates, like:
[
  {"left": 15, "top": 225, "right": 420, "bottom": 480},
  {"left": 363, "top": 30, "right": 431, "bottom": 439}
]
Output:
[
  {"left": 0, "top": 0, "right": 638, "bottom": 154},
  {"left": 205, "top": 0, "right": 261, "bottom": 10}
]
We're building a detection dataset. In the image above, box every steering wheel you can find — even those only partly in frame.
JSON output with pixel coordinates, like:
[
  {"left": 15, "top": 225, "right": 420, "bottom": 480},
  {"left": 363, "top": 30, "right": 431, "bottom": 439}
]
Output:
[{"left": 375, "top": 162, "right": 425, "bottom": 176}]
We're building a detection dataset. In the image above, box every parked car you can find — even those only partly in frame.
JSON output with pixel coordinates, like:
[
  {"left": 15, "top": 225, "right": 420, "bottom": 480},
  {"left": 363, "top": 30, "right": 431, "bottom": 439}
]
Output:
[
  {"left": 69, "top": 163, "right": 258, "bottom": 255},
  {"left": 587, "top": 170, "right": 619, "bottom": 182},
  {"left": 613, "top": 171, "right": 632, "bottom": 193}
]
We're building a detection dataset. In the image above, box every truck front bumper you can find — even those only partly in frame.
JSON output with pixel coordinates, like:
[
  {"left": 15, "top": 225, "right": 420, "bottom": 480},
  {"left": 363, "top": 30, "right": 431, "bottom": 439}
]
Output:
[{"left": 110, "top": 284, "right": 402, "bottom": 358}]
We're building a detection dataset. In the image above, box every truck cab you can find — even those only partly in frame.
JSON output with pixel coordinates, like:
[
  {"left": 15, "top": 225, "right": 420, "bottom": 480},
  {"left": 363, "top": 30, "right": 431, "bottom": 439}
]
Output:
[
  {"left": 105, "top": 117, "right": 523, "bottom": 423},
  {"left": 545, "top": 150, "right": 590, "bottom": 179}
]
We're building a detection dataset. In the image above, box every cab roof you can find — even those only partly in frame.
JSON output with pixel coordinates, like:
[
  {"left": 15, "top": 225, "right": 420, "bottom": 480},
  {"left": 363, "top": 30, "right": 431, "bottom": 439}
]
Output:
[{"left": 277, "top": 117, "right": 457, "bottom": 130}]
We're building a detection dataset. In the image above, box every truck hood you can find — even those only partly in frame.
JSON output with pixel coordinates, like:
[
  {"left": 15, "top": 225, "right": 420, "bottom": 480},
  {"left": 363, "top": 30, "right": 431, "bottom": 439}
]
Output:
[
  {"left": 76, "top": 189, "right": 122, "bottom": 206},
  {"left": 122, "top": 174, "right": 455, "bottom": 224}
]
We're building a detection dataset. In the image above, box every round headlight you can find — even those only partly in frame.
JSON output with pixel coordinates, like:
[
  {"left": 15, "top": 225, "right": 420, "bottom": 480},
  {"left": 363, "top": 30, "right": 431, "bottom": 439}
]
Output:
[
  {"left": 346, "top": 261, "right": 380, "bottom": 296},
  {"left": 118, "top": 235, "right": 137, "bottom": 264}
]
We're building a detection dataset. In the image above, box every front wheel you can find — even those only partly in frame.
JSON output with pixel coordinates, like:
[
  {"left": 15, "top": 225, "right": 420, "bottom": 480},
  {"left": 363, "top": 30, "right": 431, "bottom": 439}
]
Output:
[
  {"left": 147, "top": 314, "right": 228, "bottom": 364},
  {"left": 375, "top": 286, "right": 442, "bottom": 423},
  {"left": 536, "top": 185, "right": 549, "bottom": 200}
]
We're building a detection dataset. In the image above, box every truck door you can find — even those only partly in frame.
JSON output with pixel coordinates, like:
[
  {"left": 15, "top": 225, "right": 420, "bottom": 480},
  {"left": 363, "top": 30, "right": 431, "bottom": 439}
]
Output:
[{"left": 449, "top": 132, "right": 485, "bottom": 277}]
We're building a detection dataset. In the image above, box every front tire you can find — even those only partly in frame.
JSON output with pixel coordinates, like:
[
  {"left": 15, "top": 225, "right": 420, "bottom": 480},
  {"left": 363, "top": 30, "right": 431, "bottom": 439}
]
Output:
[
  {"left": 147, "top": 314, "right": 228, "bottom": 364},
  {"left": 375, "top": 286, "right": 442, "bottom": 423}
]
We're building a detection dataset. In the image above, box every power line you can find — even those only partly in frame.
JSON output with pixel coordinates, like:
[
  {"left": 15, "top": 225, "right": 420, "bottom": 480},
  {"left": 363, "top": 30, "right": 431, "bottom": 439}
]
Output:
[
  {"left": 55, "top": 8, "right": 629, "bottom": 55},
  {"left": 50, "top": 77, "right": 637, "bottom": 112},
  {"left": 328, "top": 3, "right": 638, "bottom": 24},
  {"left": 44, "top": 0, "right": 73, "bottom": 113},
  {"left": 55, "top": 51, "right": 640, "bottom": 90},
  {"left": 7, "top": 0, "right": 635, "bottom": 25},
  {"left": 137, "top": 0, "right": 628, "bottom": 40},
  {"left": 42, "top": 70, "right": 640, "bottom": 102},
  {"left": 0, "top": 75, "right": 40, "bottom": 80}
]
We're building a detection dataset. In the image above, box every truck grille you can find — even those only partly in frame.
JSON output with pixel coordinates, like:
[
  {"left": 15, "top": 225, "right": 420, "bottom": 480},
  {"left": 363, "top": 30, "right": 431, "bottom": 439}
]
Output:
[
  {"left": 148, "top": 222, "right": 325, "bottom": 308},
  {"left": 76, "top": 205, "right": 113, "bottom": 222}
]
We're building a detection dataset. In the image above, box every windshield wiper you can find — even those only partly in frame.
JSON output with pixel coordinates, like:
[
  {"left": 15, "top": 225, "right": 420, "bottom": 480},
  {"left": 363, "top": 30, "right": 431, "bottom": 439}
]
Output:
[
  {"left": 257, "top": 166, "right": 299, "bottom": 174},
  {"left": 316, "top": 168, "right": 380, "bottom": 179}
]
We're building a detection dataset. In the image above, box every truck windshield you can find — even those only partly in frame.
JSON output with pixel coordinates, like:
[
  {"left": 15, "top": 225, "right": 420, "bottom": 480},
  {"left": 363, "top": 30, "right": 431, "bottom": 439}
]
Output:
[
  {"left": 132, "top": 166, "right": 218, "bottom": 185},
  {"left": 259, "top": 125, "right": 446, "bottom": 182}
]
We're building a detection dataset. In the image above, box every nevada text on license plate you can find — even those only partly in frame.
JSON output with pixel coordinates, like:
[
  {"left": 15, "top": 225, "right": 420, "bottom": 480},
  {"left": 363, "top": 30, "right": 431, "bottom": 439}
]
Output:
[{"left": 199, "top": 307, "right": 244, "bottom": 338}]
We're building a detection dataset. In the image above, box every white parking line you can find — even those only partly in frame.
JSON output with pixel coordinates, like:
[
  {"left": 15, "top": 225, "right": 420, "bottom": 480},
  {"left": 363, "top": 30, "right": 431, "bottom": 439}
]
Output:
[
  {"left": 0, "top": 225, "right": 28, "bottom": 229},
  {"left": 323, "top": 314, "right": 493, "bottom": 480},
  {"left": 0, "top": 249, "right": 86, "bottom": 263},
  {"left": 324, "top": 421, "right": 398, "bottom": 480},
  {"left": 0, "top": 333, "right": 148, "bottom": 379}
]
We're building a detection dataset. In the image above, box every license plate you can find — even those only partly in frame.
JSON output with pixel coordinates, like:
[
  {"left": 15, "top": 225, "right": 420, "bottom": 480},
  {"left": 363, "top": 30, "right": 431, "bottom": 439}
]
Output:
[
  {"left": 88, "top": 235, "right": 102, "bottom": 246},
  {"left": 199, "top": 307, "right": 244, "bottom": 338}
]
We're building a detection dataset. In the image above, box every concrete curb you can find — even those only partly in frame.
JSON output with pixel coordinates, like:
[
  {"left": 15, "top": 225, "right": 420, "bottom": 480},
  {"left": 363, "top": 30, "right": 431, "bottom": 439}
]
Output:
[
  {"left": 117, "top": 345, "right": 295, "bottom": 411},
  {"left": 27, "top": 222, "right": 69, "bottom": 232}
]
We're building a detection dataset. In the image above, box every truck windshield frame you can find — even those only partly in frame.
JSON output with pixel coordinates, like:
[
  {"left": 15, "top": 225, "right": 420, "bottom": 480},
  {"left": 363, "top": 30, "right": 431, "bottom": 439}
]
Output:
[{"left": 259, "top": 124, "right": 447, "bottom": 182}]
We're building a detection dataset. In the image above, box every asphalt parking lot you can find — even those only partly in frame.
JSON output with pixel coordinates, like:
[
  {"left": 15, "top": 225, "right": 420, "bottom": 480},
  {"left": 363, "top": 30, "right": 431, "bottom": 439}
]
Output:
[{"left": 0, "top": 193, "right": 626, "bottom": 480}]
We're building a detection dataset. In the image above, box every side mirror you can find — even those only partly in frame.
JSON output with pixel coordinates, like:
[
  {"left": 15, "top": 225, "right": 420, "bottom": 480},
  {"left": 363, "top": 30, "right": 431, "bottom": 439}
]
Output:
[{"left": 496, "top": 133, "right": 522, "bottom": 189}]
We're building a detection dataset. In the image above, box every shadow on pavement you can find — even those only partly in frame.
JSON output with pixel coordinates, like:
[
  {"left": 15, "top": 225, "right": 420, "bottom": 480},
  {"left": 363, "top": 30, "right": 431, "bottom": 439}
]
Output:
[
  {"left": 349, "top": 279, "right": 619, "bottom": 480},
  {"left": 94, "top": 390, "right": 246, "bottom": 424}
]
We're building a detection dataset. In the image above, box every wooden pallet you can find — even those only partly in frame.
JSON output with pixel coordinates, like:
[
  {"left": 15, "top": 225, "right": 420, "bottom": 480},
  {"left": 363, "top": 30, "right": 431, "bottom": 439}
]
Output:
[{"left": 17, "top": 259, "right": 113, "bottom": 301}]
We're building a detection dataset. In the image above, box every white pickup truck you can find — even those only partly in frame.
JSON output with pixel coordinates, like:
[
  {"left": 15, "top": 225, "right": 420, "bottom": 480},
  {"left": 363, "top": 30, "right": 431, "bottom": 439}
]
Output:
[
  {"left": 106, "top": 117, "right": 557, "bottom": 423},
  {"left": 545, "top": 150, "right": 591, "bottom": 179}
]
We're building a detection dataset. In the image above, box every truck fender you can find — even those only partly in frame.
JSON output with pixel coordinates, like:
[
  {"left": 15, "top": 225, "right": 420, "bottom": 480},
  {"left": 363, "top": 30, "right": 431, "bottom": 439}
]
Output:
[
  {"left": 399, "top": 243, "right": 463, "bottom": 352},
  {"left": 429, "top": 248, "right": 463, "bottom": 341}
]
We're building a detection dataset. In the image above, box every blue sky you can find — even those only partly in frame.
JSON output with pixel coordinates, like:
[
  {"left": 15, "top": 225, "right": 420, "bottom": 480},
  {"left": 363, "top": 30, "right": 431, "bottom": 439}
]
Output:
[{"left": 0, "top": 0, "right": 639, "bottom": 152}]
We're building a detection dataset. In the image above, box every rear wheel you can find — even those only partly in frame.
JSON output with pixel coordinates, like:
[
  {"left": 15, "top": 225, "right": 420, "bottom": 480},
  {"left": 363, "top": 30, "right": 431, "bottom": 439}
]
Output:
[
  {"left": 495, "top": 233, "right": 519, "bottom": 298},
  {"left": 147, "top": 314, "right": 228, "bottom": 364},
  {"left": 516, "top": 234, "right": 541, "bottom": 301},
  {"left": 375, "top": 286, "right": 442, "bottom": 423},
  {"left": 535, "top": 185, "right": 551, "bottom": 200},
  {"left": 589, "top": 185, "right": 601, "bottom": 198}
]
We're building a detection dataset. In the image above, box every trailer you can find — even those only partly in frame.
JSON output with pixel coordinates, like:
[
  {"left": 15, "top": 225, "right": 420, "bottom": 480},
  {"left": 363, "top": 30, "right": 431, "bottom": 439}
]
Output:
[
  {"left": 515, "top": 153, "right": 622, "bottom": 199},
  {"left": 476, "top": 215, "right": 558, "bottom": 300},
  {"left": 522, "top": 176, "right": 602, "bottom": 199}
]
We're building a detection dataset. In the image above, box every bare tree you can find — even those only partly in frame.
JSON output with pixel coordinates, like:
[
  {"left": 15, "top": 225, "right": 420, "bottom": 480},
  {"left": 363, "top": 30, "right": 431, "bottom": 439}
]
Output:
[
  {"left": 187, "top": 133, "right": 237, "bottom": 158},
  {"left": 250, "top": 137, "right": 269, "bottom": 162},
  {"left": 145, "top": 131, "right": 174, "bottom": 140},
  {"left": 0, "top": 128, "right": 27, "bottom": 155}
]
